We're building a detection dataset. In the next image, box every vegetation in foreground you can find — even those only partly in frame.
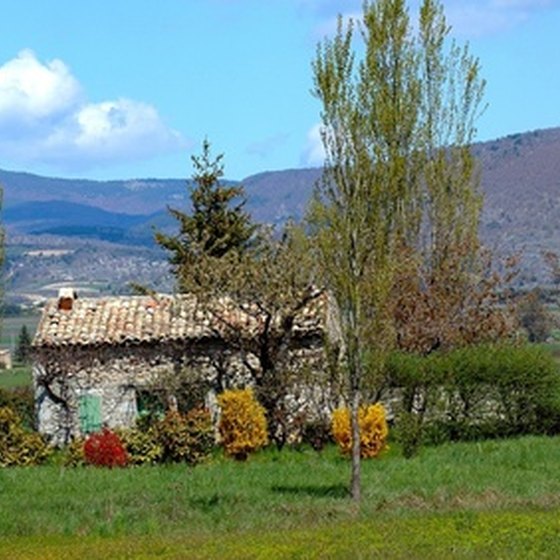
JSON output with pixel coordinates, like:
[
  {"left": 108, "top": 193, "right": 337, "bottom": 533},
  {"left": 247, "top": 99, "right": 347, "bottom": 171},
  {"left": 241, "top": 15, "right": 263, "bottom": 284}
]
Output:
[
  {"left": 2, "top": 509, "right": 560, "bottom": 559},
  {"left": 1, "top": 436, "right": 560, "bottom": 537}
]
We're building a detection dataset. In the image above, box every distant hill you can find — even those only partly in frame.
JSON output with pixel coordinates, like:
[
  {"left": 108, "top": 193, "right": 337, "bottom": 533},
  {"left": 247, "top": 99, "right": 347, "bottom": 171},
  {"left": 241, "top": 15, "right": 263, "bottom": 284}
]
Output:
[{"left": 2, "top": 125, "right": 560, "bottom": 302}]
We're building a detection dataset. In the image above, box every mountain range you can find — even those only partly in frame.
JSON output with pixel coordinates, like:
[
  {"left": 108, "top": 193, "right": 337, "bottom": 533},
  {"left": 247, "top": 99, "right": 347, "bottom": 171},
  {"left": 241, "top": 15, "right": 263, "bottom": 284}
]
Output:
[{"left": 3, "top": 126, "right": 560, "bottom": 304}]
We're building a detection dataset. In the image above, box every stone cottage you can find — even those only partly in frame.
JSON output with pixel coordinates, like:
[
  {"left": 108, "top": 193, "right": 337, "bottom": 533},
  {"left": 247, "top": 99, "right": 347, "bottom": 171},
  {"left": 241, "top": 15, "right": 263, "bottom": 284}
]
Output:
[{"left": 32, "top": 289, "right": 332, "bottom": 445}]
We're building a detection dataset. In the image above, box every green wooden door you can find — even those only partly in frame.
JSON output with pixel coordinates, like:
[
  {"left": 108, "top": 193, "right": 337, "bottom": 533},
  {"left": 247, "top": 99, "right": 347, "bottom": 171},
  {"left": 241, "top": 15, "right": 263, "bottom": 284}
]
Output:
[{"left": 79, "top": 394, "right": 102, "bottom": 434}]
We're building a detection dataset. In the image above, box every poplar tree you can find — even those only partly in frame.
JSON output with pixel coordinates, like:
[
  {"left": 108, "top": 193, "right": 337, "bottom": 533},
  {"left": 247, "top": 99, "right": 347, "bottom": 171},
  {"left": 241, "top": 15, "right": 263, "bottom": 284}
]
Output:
[{"left": 310, "top": 0, "right": 485, "bottom": 501}]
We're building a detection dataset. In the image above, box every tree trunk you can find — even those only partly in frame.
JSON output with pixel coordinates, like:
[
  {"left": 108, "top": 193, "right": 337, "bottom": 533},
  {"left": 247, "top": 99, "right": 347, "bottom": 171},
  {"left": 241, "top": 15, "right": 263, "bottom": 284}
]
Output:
[{"left": 350, "top": 385, "right": 361, "bottom": 502}]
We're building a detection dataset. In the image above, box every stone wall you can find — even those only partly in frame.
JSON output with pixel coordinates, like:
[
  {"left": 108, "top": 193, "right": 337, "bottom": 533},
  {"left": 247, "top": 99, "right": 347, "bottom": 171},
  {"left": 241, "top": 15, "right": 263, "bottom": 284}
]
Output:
[{"left": 33, "top": 334, "right": 330, "bottom": 445}]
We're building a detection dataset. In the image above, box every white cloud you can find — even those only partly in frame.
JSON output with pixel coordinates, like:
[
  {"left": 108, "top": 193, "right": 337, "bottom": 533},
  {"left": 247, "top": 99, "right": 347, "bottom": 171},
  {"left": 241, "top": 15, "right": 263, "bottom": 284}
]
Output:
[
  {"left": 301, "top": 123, "right": 325, "bottom": 167},
  {"left": 0, "top": 50, "right": 185, "bottom": 171},
  {"left": 0, "top": 49, "right": 82, "bottom": 125}
]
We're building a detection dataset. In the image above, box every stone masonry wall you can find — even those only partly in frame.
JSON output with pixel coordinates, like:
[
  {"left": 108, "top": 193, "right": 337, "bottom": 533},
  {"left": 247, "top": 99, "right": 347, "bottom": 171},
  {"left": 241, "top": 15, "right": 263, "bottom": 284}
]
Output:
[{"left": 33, "top": 335, "right": 329, "bottom": 445}]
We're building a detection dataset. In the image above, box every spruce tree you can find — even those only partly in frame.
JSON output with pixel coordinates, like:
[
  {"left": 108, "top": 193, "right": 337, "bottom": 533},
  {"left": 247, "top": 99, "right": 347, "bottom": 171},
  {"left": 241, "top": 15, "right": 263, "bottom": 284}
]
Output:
[
  {"left": 15, "top": 325, "right": 32, "bottom": 365},
  {"left": 155, "top": 140, "right": 256, "bottom": 292}
]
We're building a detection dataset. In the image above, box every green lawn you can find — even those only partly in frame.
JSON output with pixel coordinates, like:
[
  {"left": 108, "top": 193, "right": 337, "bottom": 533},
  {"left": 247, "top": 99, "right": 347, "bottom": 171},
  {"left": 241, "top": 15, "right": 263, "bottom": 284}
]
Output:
[
  {"left": 0, "top": 366, "right": 32, "bottom": 389},
  {"left": 0, "top": 315, "right": 40, "bottom": 352},
  {"left": 0, "top": 313, "right": 39, "bottom": 388},
  {"left": 1, "top": 436, "right": 560, "bottom": 557}
]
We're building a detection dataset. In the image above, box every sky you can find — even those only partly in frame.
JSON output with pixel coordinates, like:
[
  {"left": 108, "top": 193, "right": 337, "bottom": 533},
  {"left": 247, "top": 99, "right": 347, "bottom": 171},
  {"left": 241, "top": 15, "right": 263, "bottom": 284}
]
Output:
[{"left": 0, "top": 0, "right": 559, "bottom": 182}]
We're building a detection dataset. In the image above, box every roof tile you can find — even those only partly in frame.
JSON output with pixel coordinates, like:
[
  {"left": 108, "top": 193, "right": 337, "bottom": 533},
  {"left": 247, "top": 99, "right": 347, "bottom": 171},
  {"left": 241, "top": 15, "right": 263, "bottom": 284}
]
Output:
[{"left": 33, "top": 293, "right": 325, "bottom": 348}]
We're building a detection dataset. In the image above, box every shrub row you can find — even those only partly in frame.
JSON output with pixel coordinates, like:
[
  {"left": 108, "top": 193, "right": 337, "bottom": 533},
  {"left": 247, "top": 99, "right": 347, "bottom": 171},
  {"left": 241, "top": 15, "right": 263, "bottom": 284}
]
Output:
[
  {"left": 67, "top": 390, "right": 269, "bottom": 468},
  {"left": 384, "top": 343, "right": 560, "bottom": 454},
  {"left": 9, "top": 343, "right": 551, "bottom": 466}
]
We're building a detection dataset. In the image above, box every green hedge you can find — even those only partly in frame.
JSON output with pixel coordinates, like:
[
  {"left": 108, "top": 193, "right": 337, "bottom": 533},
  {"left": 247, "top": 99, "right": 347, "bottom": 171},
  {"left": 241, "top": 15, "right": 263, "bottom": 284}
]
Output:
[{"left": 384, "top": 344, "right": 560, "bottom": 452}]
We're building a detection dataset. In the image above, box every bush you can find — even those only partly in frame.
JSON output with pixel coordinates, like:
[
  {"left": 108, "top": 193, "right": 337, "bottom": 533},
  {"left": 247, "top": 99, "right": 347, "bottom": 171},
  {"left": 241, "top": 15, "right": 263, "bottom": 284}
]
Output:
[
  {"left": 63, "top": 437, "right": 86, "bottom": 467},
  {"left": 116, "top": 426, "right": 163, "bottom": 465},
  {"left": 217, "top": 388, "right": 268, "bottom": 460},
  {"left": 83, "top": 428, "right": 128, "bottom": 468},
  {"left": 155, "top": 408, "right": 214, "bottom": 465},
  {"left": 0, "top": 406, "right": 51, "bottom": 466},
  {"left": 300, "top": 417, "right": 333, "bottom": 451},
  {"left": 385, "top": 343, "right": 560, "bottom": 451},
  {"left": 331, "top": 403, "right": 389, "bottom": 459},
  {"left": 0, "top": 387, "right": 35, "bottom": 430}
]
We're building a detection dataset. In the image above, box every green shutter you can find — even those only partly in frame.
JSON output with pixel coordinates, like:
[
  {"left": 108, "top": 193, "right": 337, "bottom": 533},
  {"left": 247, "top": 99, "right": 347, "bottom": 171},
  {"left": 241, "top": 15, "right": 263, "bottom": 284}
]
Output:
[{"left": 79, "top": 394, "right": 102, "bottom": 434}]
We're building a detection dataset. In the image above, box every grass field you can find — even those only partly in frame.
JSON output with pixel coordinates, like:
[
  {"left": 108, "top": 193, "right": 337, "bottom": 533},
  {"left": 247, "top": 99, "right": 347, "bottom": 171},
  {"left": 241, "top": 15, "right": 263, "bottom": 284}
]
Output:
[
  {"left": 1, "top": 436, "right": 560, "bottom": 557},
  {"left": 2, "top": 510, "right": 560, "bottom": 559},
  {"left": 0, "top": 314, "right": 40, "bottom": 352},
  {"left": 0, "top": 366, "right": 32, "bottom": 389}
]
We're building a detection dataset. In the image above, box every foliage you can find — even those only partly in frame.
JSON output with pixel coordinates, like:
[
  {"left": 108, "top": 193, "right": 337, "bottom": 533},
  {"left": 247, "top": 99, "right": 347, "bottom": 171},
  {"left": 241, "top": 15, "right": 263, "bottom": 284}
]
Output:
[
  {"left": 154, "top": 139, "right": 256, "bottom": 292},
  {"left": 62, "top": 437, "right": 86, "bottom": 467},
  {"left": 155, "top": 141, "right": 321, "bottom": 449},
  {"left": 217, "top": 388, "right": 268, "bottom": 460},
  {"left": 0, "top": 406, "right": 51, "bottom": 466},
  {"left": 14, "top": 324, "right": 32, "bottom": 365},
  {"left": 392, "top": 246, "right": 517, "bottom": 354},
  {"left": 517, "top": 288, "right": 551, "bottom": 343},
  {"left": 115, "top": 426, "right": 163, "bottom": 466},
  {"left": 154, "top": 408, "right": 214, "bottom": 465},
  {"left": 83, "top": 428, "right": 128, "bottom": 468},
  {"left": 178, "top": 221, "right": 323, "bottom": 448},
  {"left": 385, "top": 344, "right": 560, "bottom": 453},
  {"left": 331, "top": 404, "right": 389, "bottom": 458},
  {"left": 310, "top": 0, "right": 486, "bottom": 499},
  {"left": 300, "top": 417, "right": 333, "bottom": 451},
  {"left": 0, "top": 386, "right": 34, "bottom": 430}
]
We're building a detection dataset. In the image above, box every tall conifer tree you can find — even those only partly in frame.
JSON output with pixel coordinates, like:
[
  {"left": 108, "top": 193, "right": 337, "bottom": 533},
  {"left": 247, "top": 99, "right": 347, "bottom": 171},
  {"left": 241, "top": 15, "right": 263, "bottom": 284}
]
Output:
[{"left": 155, "top": 140, "right": 256, "bottom": 292}]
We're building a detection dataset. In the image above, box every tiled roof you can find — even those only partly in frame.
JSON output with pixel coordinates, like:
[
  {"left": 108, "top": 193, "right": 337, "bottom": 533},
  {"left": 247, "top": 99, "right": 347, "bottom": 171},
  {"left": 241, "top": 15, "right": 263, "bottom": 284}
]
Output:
[{"left": 33, "top": 293, "right": 325, "bottom": 348}]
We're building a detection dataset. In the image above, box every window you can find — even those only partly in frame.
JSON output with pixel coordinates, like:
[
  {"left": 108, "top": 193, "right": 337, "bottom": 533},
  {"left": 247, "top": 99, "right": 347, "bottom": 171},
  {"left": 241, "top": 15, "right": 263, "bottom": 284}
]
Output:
[
  {"left": 136, "top": 389, "right": 165, "bottom": 420},
  {"left": 78, "top": 394, "right": 102, "bottom": 434}
]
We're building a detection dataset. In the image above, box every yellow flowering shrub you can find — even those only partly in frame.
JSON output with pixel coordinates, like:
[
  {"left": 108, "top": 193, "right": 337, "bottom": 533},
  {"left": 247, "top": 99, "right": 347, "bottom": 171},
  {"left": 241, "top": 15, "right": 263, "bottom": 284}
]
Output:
[
  {"left": 0, "top": 406, "right": 52, "bottom": 466},
  {"left": 217, "top": 388, "right": 268, "bottom": 460},
  {"left": 331, "top": 403, "right": 388, "bottom": 458}
]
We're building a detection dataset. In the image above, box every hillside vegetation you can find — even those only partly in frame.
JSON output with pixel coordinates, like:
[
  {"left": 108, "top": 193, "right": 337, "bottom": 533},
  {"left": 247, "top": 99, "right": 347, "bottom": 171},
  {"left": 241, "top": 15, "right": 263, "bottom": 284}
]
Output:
[{"left": 3, "top": 126, "right": 560, "bottom": 302}]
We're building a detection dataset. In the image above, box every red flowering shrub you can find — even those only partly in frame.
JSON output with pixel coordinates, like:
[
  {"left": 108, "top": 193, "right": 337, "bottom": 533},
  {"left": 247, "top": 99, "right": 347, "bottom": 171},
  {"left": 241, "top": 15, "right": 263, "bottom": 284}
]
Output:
[{"left": 83, "top": 428, "right": 128, "bottom": 468}]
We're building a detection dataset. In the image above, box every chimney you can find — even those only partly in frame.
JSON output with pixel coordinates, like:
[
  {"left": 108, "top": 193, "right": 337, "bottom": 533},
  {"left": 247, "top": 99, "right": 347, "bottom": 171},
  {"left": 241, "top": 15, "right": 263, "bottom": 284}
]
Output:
[{"left": 58, "top": 288, "right": 77, "bottom": 311}]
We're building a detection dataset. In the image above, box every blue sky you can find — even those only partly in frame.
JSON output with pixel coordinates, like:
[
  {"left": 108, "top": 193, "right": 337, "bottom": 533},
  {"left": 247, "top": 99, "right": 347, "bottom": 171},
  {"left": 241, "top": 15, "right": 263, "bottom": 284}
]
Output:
[{"left": 0, "top": 0, "right": 558, "bottom": 181}]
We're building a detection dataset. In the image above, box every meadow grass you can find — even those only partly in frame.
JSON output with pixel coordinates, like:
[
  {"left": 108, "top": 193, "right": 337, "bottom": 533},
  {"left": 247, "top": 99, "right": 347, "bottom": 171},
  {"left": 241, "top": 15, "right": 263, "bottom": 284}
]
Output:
[
  {"left": 0, "top": 315, "right": 39, "bottom": 351},
  {"left": 1, "top": 436, "right": 560, "bottom": 554},
  {"left": 0, "top": 366, "right": 32, "bottom": 389},
  {"left": 2, "top": 509, "right": 560, "bottom": 559}
]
